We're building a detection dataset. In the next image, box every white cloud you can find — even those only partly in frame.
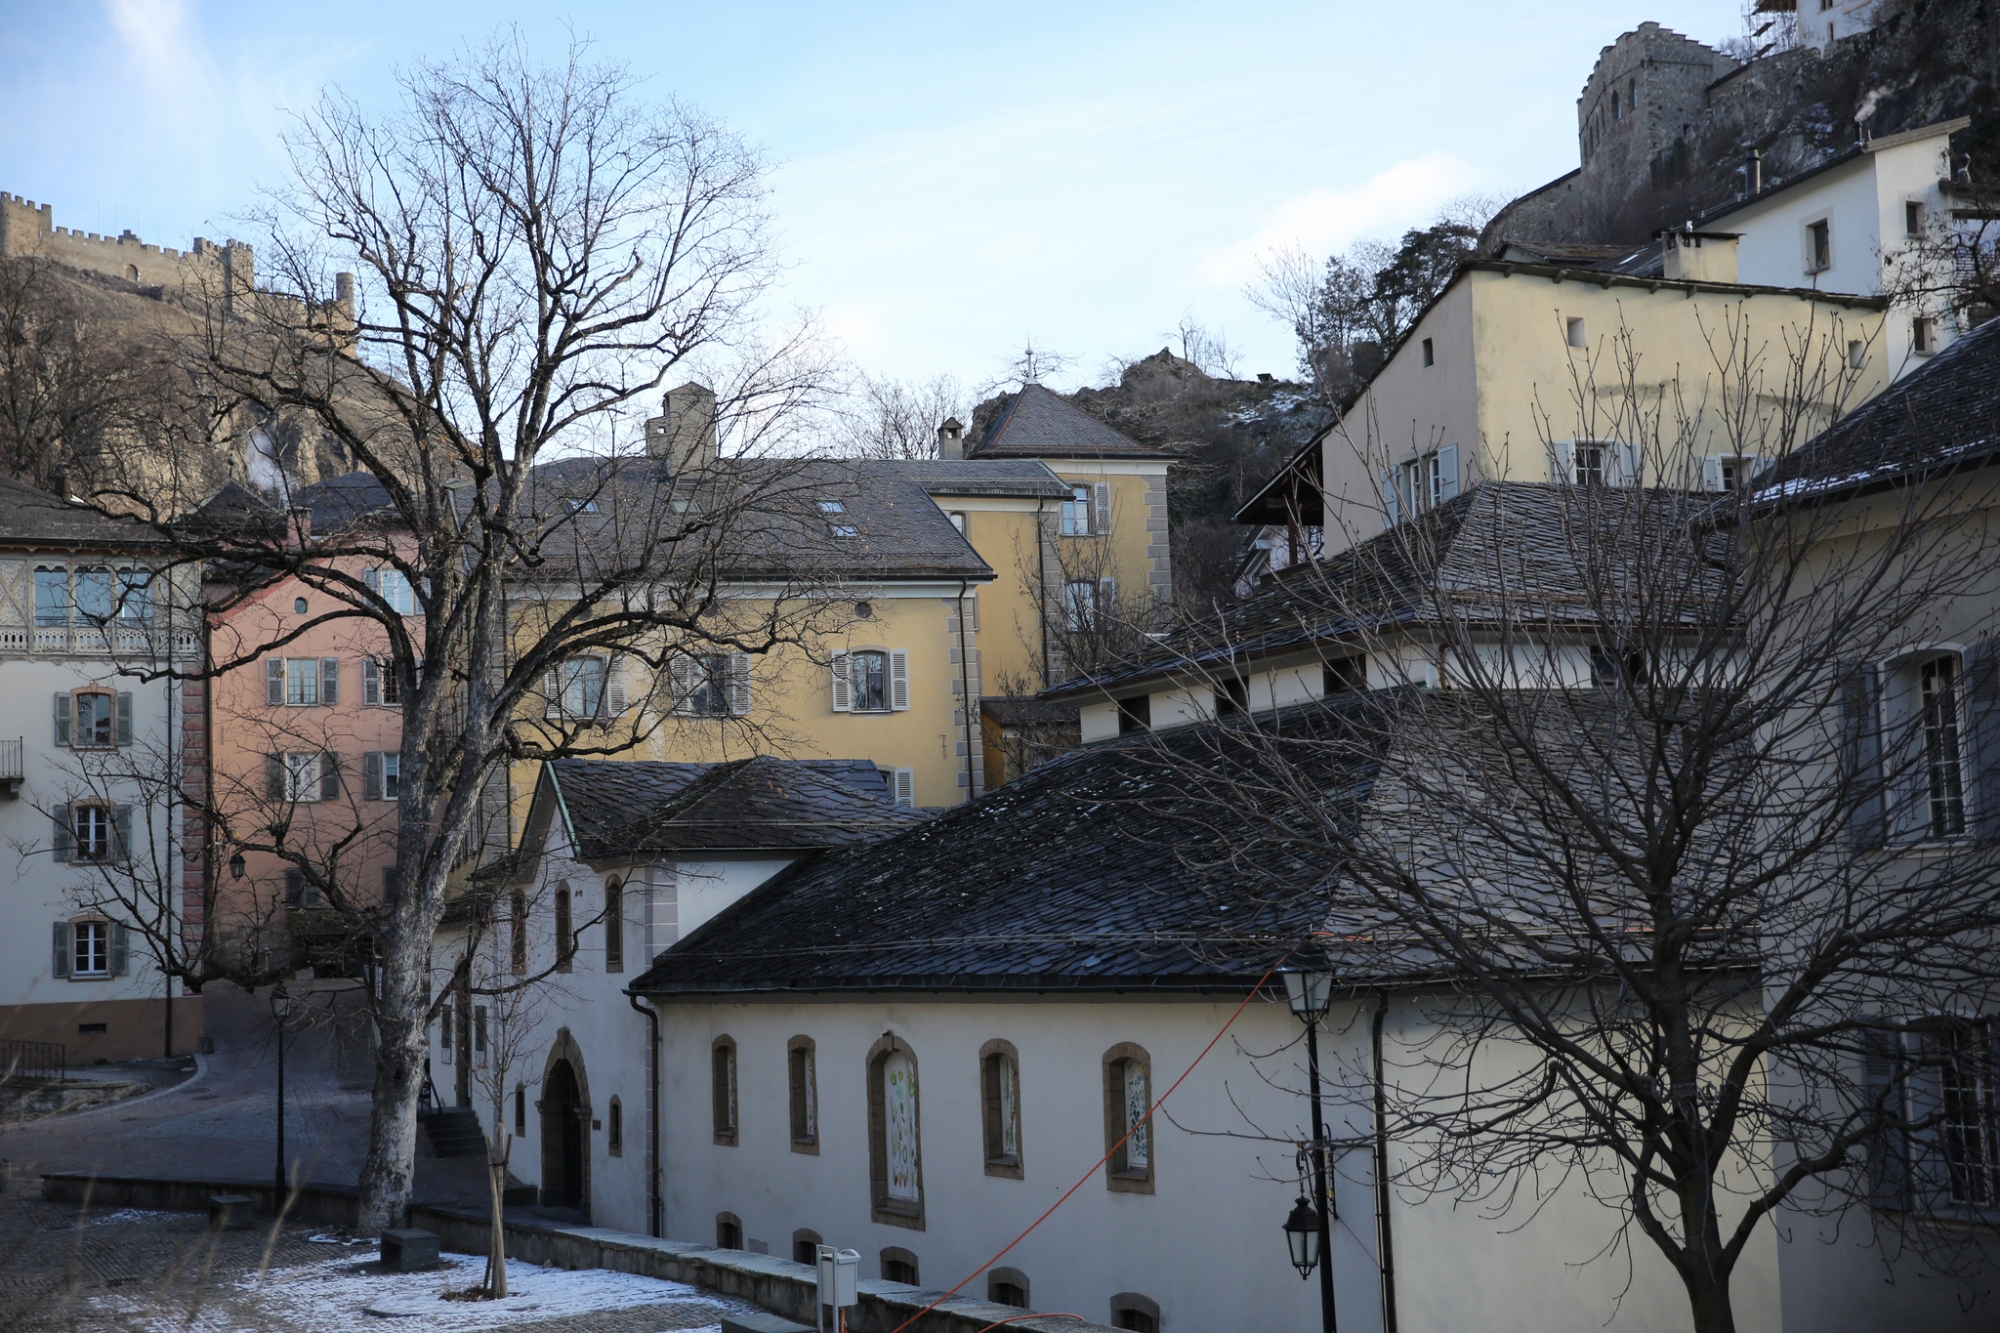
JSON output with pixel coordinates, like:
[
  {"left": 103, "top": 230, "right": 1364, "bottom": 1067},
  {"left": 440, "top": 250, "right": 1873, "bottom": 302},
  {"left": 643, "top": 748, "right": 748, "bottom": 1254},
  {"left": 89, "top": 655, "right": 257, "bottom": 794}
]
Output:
[{"left": 1198, "top": 152, "right": 1478, "bottom": 287}]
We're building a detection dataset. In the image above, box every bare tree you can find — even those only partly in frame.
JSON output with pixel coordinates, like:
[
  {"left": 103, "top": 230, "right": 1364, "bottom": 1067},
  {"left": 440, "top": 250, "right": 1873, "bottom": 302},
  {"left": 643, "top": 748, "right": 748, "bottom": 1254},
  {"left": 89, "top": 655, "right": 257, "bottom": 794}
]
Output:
[
  {"left": 1122, "top": 330, "right": 2000, "bottom": 1332},
  {"left": 836, "top": 372, "right": 965, "bottom": 459}
]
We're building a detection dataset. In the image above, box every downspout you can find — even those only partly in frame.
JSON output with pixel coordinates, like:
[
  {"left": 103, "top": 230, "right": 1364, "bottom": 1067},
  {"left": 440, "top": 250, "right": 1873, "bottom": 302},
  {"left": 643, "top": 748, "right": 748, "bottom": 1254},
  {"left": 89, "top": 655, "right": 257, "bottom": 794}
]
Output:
[
  {"left": 628, "top": 992, "right": 662, "bottom": 1237},
  {"left": 1035, "top": 496, "right": 1053, "bottom": 687},
  {"left": 1372, "top": 990, "right": 1398, "bottom": 1333},
  {"left": 955, "top": 578, "right": 976, "bottom": 802}
]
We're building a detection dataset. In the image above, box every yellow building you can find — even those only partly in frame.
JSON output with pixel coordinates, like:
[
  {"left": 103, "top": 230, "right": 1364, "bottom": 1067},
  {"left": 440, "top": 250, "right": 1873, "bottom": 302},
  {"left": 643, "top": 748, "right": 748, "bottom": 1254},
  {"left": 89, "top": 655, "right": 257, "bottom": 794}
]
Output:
[{"left": 1241, "top": 236, "right": 1890, "bottom": 556}]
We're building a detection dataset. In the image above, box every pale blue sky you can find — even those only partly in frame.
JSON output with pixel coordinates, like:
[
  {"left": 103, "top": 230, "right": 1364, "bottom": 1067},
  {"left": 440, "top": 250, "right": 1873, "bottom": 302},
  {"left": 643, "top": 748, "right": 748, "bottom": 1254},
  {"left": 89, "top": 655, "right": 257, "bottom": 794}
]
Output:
[{"left": 2, "top": 1, "right": 1747, "bottom": 390}]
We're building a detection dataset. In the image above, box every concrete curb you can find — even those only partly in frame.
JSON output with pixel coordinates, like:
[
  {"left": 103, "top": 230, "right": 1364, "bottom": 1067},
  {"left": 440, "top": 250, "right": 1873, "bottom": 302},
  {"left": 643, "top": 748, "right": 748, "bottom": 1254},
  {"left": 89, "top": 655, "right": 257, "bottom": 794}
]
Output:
[
  {"left": 40, "top": 1172, "right": 1114, "bottom": 1333},
  {"left": 38, "top": 1052, "right": 209, "bottom": 1122}
]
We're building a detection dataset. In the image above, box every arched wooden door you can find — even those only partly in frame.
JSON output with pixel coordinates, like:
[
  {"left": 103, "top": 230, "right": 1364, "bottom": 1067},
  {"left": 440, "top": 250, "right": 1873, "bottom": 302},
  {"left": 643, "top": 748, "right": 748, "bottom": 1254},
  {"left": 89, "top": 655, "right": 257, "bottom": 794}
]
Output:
[{"left": 540, "top": 1057, "right": 585, "bottom": 1209}]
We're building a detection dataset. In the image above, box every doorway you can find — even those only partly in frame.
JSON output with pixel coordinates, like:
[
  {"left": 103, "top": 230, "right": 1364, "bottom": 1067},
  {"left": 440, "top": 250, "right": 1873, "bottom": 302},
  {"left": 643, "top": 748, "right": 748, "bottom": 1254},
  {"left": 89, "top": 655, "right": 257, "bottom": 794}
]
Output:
[{"left": 540, "top": 1057, "right": 586, "bottom": 1210}]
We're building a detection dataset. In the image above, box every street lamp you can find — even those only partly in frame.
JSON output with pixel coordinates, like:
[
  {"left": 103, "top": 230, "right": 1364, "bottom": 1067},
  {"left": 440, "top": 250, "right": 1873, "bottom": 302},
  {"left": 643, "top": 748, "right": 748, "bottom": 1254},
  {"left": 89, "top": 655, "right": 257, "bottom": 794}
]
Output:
[
  {"left": 272, "top": 992, "right": 289, "bottom": 1206},
  {"left": 1283, "top": 1195, "right": 1322, "bottom": 1278},
  {"left": 1277, "top": 963, "right": 1337, "bottom": 1333},
  {"left": 229, "top": 851, "right": 246, "bottom": 880}
]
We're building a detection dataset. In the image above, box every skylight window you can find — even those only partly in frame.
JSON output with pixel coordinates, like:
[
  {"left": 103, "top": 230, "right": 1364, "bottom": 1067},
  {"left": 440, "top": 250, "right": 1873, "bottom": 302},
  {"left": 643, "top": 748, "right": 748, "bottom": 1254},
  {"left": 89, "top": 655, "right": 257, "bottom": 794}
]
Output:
[
  {"left": 564, "top": 498, "right": 599, "bottom": 514},
  {"left": 828, "top": 523, "right": 860, "bottom": 538},
  {"left": 818, "top": 500, "right": 846, "bottom": 514}
]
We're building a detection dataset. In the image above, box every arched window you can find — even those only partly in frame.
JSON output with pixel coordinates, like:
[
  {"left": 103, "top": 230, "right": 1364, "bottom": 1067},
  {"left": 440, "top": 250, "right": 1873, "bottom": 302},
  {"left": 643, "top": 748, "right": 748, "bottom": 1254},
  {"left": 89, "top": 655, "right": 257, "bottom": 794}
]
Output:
[
  {"left": 980, "top": 1039, "right": 1022, "bottom": 1178},
  {"left": 1110, "top": 1292, "right": 1161, "bottom": 1332},
  {"left": 715, "top": 1211, "right": 742, "bottom": 1249},
  {"left": 607, "top": 1096, "right": 623, "bottom": 1156},
  {"left": 1103, "top": 1043, "right": 1154, "bottom": 1193},
  {"left": 792, "top": 1228, "right": 822, "bottom": 1265},
  {"left": 867, "top": 1034, "right": 924, "bottom": 1226},
  {"left": 789, "top": 1035, "right": 818, "bottom": 1152},
  {"left": 514, "top": 1084, "right": 526, "bottom": 1135},
  {"left": 879, "top": 1247, "right": 919, "bottom": 1285},
  {"left": 712, "top": 1036, "right": 738, "bottom": 1145},
  {"left": 510, "top": 889, "right": 527, "bottom": 974},
  {"left": 603, "top": 878, "right": 624, "bottom": 973},
  {"left": 988, "top": 1267, "right": 1029, "bottom": 1308},
  {"left": 554, "top": 885, "right": 574, "bottom": 972}
]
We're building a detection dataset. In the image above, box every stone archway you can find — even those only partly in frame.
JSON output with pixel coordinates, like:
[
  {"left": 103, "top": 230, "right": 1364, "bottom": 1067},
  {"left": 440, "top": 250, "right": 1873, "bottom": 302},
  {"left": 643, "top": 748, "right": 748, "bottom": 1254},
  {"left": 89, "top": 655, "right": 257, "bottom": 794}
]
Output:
[{"left": 538, "top": 1029, "right": 591, "bottom": 1214}]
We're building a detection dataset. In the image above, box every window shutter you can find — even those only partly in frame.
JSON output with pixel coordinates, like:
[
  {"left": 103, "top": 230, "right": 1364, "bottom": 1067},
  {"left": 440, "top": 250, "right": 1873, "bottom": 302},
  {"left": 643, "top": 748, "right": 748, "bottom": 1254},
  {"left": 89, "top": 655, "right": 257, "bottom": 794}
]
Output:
[
  {"left": 111, "top": 923, "right": 130, "bottom": 976},
  {"left": 1380, "top": 468, "right": 1400, "bottom": 527},
  {"left": 113, "top": 805, "right": 131, "bottom": 861},
  {"left": 1839, "top": 663, "right": 1886, "bottom": 849},
  {"left": 1861, "top": 1029, "right": 1910, "bottom": 1210},
  {"left": 830, "top": 650, "right": 851, "bottom": 712},
  {"left": 1437, "top": 444, "right": 1460, "bottom": 501},
  {"left": 321, "top": 752, "right": 341, "bottom": 801},
  {"left": 543, "top": 669, "right": 560, "bottom": 719},
  {"left": 889, "top": 649, "right": 910, "bottom": 711},
  {"left": 364, "top": 658, "right": 381, "bottom": 706},
  {"left": 1618, "top": 440, "right": 1643, "bottom": 487},
  {"left": 284, "top": 869, "right": 304, "bottom": 907},
  {"left": 364, "top": 751, "right": 384, "bottom": 801},
  {"left": 51, "top": 922, "right": 70, "bottom": 978},
  {"left": 53, "top": 692, "right": 70, "bottom": 746},
  {"left": 320, "top": 658, "right": 339, "bottom": 705},
  {"left": 115, "top": 692, "right": 133, "bottom": 746},
  {"left": 267, "top": 658, "right": 285, "bottom": 704},
  {"left": 729, "top": 653, "right": 753, "bottom": 716},
  {"left": 364, "top": 568, "right": 380, "bottom": 595},
  {"left": 1092, "top": 482, "right": 1111, "bottom": 534},
  {"left": 894, "top": 768, "right": 915, "bottom": 807},
  {"left": 266, "top": 754, "right": 286, "bottom": 801},
  {"left": 1548, "top": 440, "right": 1574, "bottom": 484},
  {"left": 52, "top": 806, "right": 71, "bottom": 862},
  {"left": 666, "top": 654, "right": 694, "bottom": 716},
  {"left": 1700, "top": 457, "right": 1724, "bottom": 492},
  {"left": 1098, "top": 577, "right": 1117, "bottom": 621},
  {"left": 606, "top": 657, "right": 627, "bottom": 716},
  {"left": 1964, "top": 638, "right": 2000, "bottom": 840}
]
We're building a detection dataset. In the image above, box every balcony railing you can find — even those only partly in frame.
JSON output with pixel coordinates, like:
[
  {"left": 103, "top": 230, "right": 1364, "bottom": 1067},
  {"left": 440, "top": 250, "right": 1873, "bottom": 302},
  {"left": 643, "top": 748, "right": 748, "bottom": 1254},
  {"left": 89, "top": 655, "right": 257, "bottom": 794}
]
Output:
[
  {"left": 7, "top": 623, "right": 197, "bottom": 660},
  {"left": 0, "top": 738, "right": 20, "bottom": 799}
]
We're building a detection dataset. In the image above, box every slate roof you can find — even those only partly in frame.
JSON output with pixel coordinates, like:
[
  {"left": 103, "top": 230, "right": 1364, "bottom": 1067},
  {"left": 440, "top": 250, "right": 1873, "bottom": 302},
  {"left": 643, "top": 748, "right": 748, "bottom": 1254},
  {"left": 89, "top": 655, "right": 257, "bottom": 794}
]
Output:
[
  {"left": 891, "top": 459, "right": 1073, "bottom": 499},
  {"left": 971, "top": 385, "right": 1165, "bottom": 461},
  {"left": 546, "top": 755, "right": 928, "bottom": 858},
  {"left": 0, "top": 476, "right": 174, "bottom": 551},
  {"left": 1053, "top": 481, "right": 1726, "bottom": 698},
  {"left": 1751, "top": 313, "right": 2000, "bottom": 506},
  {"left": 628, "top": 692, "right": 1395, "bottom": 995},
  {"left": 980, "top": 695, "right": 1080, "bottom": 728}
]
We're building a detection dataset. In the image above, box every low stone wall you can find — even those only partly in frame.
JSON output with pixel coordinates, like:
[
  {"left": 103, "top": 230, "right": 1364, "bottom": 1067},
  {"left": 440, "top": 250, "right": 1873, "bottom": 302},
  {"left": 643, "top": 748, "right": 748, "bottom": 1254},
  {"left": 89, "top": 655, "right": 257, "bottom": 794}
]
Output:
[{"left": 41, "top": 1173, "right": 1112, "bottom": 1333}]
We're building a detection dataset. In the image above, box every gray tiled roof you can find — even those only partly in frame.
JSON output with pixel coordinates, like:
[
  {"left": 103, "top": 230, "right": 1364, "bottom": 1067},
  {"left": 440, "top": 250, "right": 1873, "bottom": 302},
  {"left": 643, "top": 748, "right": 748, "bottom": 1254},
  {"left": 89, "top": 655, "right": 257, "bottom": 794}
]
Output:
[
  {"left": 0, "top": 476, "right": 174, "bottom": 551},
  {"left": 628, "top": 692, "right": 1394, "bottom": 995},
  {"left": 971, "top": 385, "right": 1165, "bottom": 461},
  {"left": 891, "top": 459, "right": 1073, "bottom": 499},
  {"left": 550, "top": 756, "right": 928, "bottom": 857}
]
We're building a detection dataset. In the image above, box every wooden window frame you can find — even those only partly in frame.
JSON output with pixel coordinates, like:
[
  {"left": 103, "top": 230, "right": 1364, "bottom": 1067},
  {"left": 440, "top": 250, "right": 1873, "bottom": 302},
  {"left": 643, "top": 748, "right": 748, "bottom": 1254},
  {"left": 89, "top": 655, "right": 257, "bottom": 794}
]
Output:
[
  {"left": 789, "top": 1036, "right": 819, "bottom": 1153},
  {"left": 603, "top": 878, "right": 624, "bottom": 973},
  {"left": 553, "top": 885, "right": 574, "bottom": 972},
  {"left": 712, "top": 1037, "right": 738, "bottom": 1146},
  {"left": 979, "top": 1039, "right": 1023, "bottom": 1179},
  {"left": 1102, "top": 1042, "right": 1155, "bottom": 1194},
  {"left": 607, "top": 1096, "right": 623, "bottom": 1156},
  {"left": 866, "top": 1033, "right": 925, "bottom": 1229}
]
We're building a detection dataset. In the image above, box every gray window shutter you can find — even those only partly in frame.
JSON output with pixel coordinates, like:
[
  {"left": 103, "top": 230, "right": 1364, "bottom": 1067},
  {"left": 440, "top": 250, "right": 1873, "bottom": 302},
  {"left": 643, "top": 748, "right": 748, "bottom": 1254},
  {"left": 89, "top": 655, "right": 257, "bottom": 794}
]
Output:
[
  {"left": 729, "top": 654, "right": 753, "bottom": 716},
  {"left": 53, "top": 692, "right": 70, "bottom": 746},
  {"left": 894, "top": 768, "right": 915, "bottom": 807},
  {"left": 830, "top": 650, "right": 851, "bottom": 712},
  {"left": 1839, "top": 663, "right": 1886, "bottom": 849},
  {"left": 1098, "top": 577, "right": 1117, "bottom": 620},
  {"left": 1549, "top": 440, "right": 1574, "bottom": 484},
  {"left": 52, "top": 922, "right": 70, "bottom": 978},
  {"left": 1437, "top": 444, "right": 1460, "bottom": 501},
  {"left": 113, "top": 805, "right": 131, "bottom": 861},
  {"left": 889, "top": 649, "right": 910, "bottom": 711},
  {"left": 52, "top": 805, "right": 71, "bottom": 861},
  {"left": 364, "top": 568, "right": 380, "bottom": 595},
  {"left": 267, "top": 754, "right": 286, "bottom": 801},
  {"left": 1380, "top": 468, "right": 1400, "bottom": 527},
  {"left": 111, "top": 923, "right": 130, "bottom": 976},
  {"left": 320, "top": 658, "right": 339, "bottom": 705},
  {"left": 364, "top": 751, "right": 383, "bottom": 801},
  {"left": 1964, "top": 638, "right": 2000, "bottom": 840},
  {"left": 1700, "top": 456, "right": 1724, "bottom": 492},
  {"left": 320, "top": 752, "right": 341, "bottom": 801},
  {"left": 1092, "top": 482, "right": 1112, "bottom": 534},
  {"left": 1618, "top": 440, "right": 1643, "bottom": 487},
  {"left": 267, "top": 658, "right": 285, "bottom": 705},
  {"left": 115, "top": 692, "right": 133, "bottom": 746},
  {"left": 606, "top": 657, "right": 627, "bottom": 716},
  {"left": 543, "top": 669, "right": 560, "bottom": 719},
  {"left": 364, "top": 658, "right": 381, "bottom": 706}
]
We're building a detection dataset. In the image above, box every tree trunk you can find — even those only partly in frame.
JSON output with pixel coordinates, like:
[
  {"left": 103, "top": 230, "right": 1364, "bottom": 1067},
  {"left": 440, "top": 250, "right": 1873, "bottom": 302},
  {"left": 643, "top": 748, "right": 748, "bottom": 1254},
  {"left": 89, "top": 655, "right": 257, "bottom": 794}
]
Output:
[
  {"left": 485, "top": 1132, "right": 510, "bottom": 1297},
  {"left": 1682, "top": 1266, "right": 1736, "bottom": 1333},
  {"left": 356, "top": 918, "right": 430, "bottom": 1234}
]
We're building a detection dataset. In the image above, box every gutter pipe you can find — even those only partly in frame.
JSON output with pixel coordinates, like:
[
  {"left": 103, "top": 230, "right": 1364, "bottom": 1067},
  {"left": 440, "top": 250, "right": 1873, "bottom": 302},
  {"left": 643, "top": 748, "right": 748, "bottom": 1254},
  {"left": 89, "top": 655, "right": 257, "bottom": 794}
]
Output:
[
  {"left": 628, "top": 992, "right": 662, "bottom": 1237},
  {"left": 1372, "top": 990, "right": 1398, "bottom": 1333}
]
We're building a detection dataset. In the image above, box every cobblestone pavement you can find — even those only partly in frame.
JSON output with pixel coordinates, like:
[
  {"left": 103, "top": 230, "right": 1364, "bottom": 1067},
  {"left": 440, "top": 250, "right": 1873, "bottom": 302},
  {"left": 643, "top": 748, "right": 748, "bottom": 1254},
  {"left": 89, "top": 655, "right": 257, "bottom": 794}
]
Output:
[{"left": 0, "top": 1197, "right": 732, "bottom": 1333}]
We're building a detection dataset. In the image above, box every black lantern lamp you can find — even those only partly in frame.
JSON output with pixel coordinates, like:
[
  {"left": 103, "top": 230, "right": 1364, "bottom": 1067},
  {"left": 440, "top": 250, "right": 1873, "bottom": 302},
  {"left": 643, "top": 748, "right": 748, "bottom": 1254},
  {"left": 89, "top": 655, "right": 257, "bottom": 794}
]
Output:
[
  {"left": 1283, "top": 1194, "right": 1322, "bottom": 1278},
  {"left": 228, "top": 851, "right": 247, "bottom": 880}
]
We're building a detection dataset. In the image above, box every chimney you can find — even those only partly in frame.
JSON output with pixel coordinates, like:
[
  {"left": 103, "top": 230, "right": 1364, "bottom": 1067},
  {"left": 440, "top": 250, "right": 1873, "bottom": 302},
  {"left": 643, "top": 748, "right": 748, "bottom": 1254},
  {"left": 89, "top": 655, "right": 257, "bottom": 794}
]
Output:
[
  {"left": 1662, "top": 229, "right": 1739, "bottom": 284},
  {"left": 1745, "top": 148, "right": 1762, "bottom": 196},
  {"left": 644, "top": 381, "right": 718, "bottom": 474},
  {"left": 937, "top": 417, "right": 965, "bottom": 461}
]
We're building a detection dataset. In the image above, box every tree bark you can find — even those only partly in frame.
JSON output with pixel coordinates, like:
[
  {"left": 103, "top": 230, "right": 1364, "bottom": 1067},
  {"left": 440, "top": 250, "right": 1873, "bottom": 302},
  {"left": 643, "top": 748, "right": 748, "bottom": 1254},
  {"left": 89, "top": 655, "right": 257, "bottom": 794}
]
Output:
[
  {"left": 356, "top": 902, "right": 432, "bottom": 1233},
  {"left": 485, "top": 1131, "right": 509, "bottom": 1297}
]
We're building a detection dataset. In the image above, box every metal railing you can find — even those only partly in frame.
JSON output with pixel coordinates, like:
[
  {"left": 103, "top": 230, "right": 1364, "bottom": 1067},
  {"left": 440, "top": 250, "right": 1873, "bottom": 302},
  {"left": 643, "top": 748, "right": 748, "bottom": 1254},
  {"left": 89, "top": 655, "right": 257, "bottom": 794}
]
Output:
[{"left": 0, "top": 1038, "right": 65, "bottom": 1084}]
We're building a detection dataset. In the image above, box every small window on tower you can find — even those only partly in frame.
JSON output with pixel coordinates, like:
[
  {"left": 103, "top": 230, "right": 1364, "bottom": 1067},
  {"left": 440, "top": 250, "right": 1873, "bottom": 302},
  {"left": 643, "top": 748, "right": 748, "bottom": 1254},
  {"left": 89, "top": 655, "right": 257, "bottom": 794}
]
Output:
[{"left": 1906, "top": 200, "right": 1926, "bottom": 237}]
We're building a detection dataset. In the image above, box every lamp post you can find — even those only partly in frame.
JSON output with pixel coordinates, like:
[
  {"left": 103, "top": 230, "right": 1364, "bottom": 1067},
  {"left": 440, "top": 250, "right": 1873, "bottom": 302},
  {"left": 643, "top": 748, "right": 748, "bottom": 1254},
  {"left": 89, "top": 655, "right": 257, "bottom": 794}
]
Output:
[
  {"left": 1279, "top": 964, "right": 1336, "bottom": 1333},
  {"left": 272, "top": 991, "right": 288, "bottom": 1206}
]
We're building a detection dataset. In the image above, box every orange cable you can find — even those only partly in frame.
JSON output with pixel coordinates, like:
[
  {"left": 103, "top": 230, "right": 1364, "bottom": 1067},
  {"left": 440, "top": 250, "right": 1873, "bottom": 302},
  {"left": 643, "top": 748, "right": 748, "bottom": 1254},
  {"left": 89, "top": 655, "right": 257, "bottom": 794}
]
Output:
[
  {"left": 971, "top": 1315, "right": 1086, "bottom": 1333},
  {"left": 886, "top": 958, "right": 1286, "bottom": 1333}
]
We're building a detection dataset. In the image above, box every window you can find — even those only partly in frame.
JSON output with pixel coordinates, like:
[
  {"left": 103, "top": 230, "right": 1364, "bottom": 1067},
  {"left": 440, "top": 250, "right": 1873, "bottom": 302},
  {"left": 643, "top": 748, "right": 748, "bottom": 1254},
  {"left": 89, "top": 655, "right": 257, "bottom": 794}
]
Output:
[
  {"left": 1110, "top": 1294, "right": 1161, "bottom": 1332},
  {"left": 880, "top": 1248, "right": 919, "bottom": 1285},
  {"left": 867, "top": 1037, "right": 923, "bottom": 1223},
  {"left": 604, "top": 879, "right": 624, "bottom": 973},
  {"left": 1215, "top": 675, "right": 1248, "bottom": 717},
  {"left": 988, "top": 1269, "right": 1029, "bottom": 1309},
  {"left": 1566, "top": 317, "right": 1587, "bottom": 349},
  {"left": 793, "top": 1230, "right": 823, "bottom": 1266},
  {"left": 34, "top": 568, "right": 68, "bottom": 626},
  {"left": 270, "top": 751, "right": 337, "bottom": 803},
  {"left": 1065, "top": 579, "right": 1100, "bottom": 631},
  {"left": 981, "top": 1041, "right": 1022, "bottom": 1177},
  {"left": 1573, "top": 443, "right": 1606, "bottom": 487},
  {"left": 1807, "top": 218, "right": 1831, "bottom": 273},
  {"left": 1324, "top": 657, "right": 1366, "bottom": 695},
  {"left": 948, "top": 511, "right": 967, "bottom": 534},
  {"left": 1921, "top": 655, "right": 1967, "bottom": 838},
  {"left": 60, "top": 690, "right": 130, "bottom": 748},
  {"left": 889, "top": 767, "right": 915, "bottom": 807},
  {"left": 1421, "top": 337, "right": 1434, "bottom": 366},
  {"left": 607, "top": 1096, "right": 623, "bottom": 1156},
  {"left": 716, "top": 1213, "right": 742, "bottom": 1249},
  {"left": 836, "top": 649, "right": 907, "bottom": 713},
  {"left": 1718, "top": 457, "right": 1750, "bottom": 492},
  {"left": 671, "top": 652, "right": 749, "bottom": 717},
  {"left": 72, "top": 921, "right": 110, "bottom": 977},
  {"left": 515, "top": 1084, "right": 526, "bottom": 1136},
  {"left": 554, "top": 886, "right": 574, "bottom": 972},
  {"left": 57, "top": 803, "right": 129, "bottom": 863},
  {"left": 438, "top": 999, "right": 454, "bottom": 1063},
  {"left": 283, "top": 869, "right": 322, "bottom": 909},
  {"left": 473, "top": 1006, "right": 488, "bottom": 1066},
  {"left": 510, "top": 890, "right": 528, "bottom": 974},
  {"left": 555, "top": 657, "right": 608, "bottom": 718},
  {"left": 828, "top": 522, "right": 860, "bottom": 538},
  {"left": 362, "top": 752, "right": 399, "bottom": 800},
  {"left": 1907, "top": 200, "right": 1926, "bottom": 237},
  {"left": 1942, "top": 1022, "right": 2000, "bottom": 1206},
  {"left": 1914, "top": 316, "right": 1938, "bottom": 356},
  {"left": 73, "top": 567, "right": 112, "bottom": 625},
  {"left": 789, "top": 1036, "right": 818, "bottom": 1150},
  {"left": 563, "top": 497, "right": 599, "bottom": 515},
  {"left": 1848, "top": 339, "right": 1867, "bottom": 370},
  {"left": 117, "top": 570, "right": 151, "bottom": 624},
  {"left": 374, "top": 570, "right": 416, "bottom": 614},
  {"left": 1117, "top": 695, "right": 1150, "bottom": 735},
  {"left": 1060, "top": 484, "right": 1092, "bottom": 536},
  {"left": 268, "top": 657, "right": 338, "bottom": 707},
  {"left": 364, "top": 659, "right": 402, "bottom": 707},
  {"left": 818, "top": 499, "right": 846, "bottom": 514},
  {"left": 712, "top": 1037, "right": 738, "bottom": 1144},
  {"left": 1103, "top": 1044, "right": 1153, "bottom": 1192},
  {"left": 294, "top": 597, "right": 309, "bottom": 615}
]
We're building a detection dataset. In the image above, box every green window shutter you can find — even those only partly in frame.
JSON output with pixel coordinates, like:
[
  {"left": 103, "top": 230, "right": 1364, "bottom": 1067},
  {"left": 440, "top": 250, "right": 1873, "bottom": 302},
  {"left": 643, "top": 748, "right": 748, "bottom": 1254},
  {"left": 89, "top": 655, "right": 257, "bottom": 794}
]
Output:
[
  {"left": 113, "top": 805, "right": 132, "bottom": 861},
  {"left": 364, "top": 751, "right": 383, "bottom": 801},
  {"left": 52, "top": 805, "right": 71, "bottom": 861},
  {"left": 320, "top": 658, "right": 339, "bottom": 706},
  {"left": 320, "top": 752, "right": 341, "bottom": 801},
  {"left": 115, "top": 692, "right": 133, "bottom": 746},
  {"left": 266, "top": 658, "right": 285, "bottom": 705},
  {"left": 363, "top": 658, "right": 381, "bottom": 706},
  {"left": 53, "top": 692, "right": 71, "bottom": 746},
  {"left": 266, "top": 754, "right": 286, "bottom": 801},
  {"left": 52, "top": 922, "right": 70, "bottom": 978},
  {"left": 111, "top": 923, "right": 130, "bottom": 976}
]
